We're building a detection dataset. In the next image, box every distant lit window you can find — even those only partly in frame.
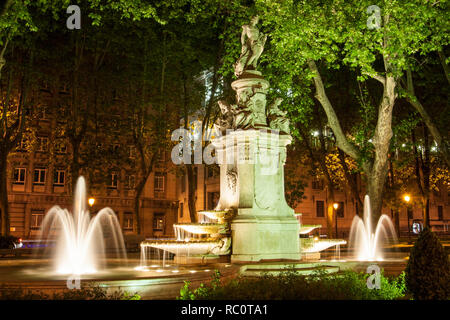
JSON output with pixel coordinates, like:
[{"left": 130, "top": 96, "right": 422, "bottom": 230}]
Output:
[
  {"left": 31, "top": 210, "right": 44, "bottom": 230},
  {"left": 125, "top": 175, "right": 135, "bottom": 189},
  {"left": 108, "top": 173, "right": 118, "bottom": 189},
  {"left": 316, "top": 200, "right": 325, "bottom": 217},
  {"left": 438, "top": 206, "right": 443, "bottom": 221},
  {"left": 153, "top": 213, "right": 165, "bottom": 231},
  {"left": 154, "top": 173, "right": 165, "bottom": 193},
  {"left": 181, "top": 174, "right": 186, "bottom": 193},
  {"left": 18, "top": 137, "right": 29, "bottom": 151},
  {"left": 53, "top": 170, "right": 65, "bottom": 186},
  {"left": 36, "top": 137, "right": 49, "bottom": 152},
  {"left": 112, "top": 144, "right": 120, "bottom": 154},
  {"left": 407, "top": 209, "right": 413, "bottom": 219},
  {"left": 124, "top": 212, "right": 133, "bottom": 231},
  {"left": 38, "top": 107, "right": 48, "bottom": 120},
  {"left": 337, "top": 202, "right": 344, "bottom": 218},
  {"left": 33, "top": 168, "right": 46, "bottom": 185},
  {"left": 312, "top": 179, "right": 323, "bottom": 190},
  {"left": 129, "top": 146, "right": 136, "bottom": 159},
  {"left": 13, "top": 168, "right": 26, "bottom": 185},
  {"left": 55, "top": 141, "right": 67, "bottom": 154}
]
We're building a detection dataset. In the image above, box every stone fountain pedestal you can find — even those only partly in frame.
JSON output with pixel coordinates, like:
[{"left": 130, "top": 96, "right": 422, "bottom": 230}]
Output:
[{"left": 213, "top": 129, "right": 301, "bottom": 262}]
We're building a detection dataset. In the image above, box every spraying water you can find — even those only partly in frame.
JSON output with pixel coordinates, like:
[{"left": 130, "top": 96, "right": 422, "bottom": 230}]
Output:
[
  {"left": 349, "top": 195, "right": 397, "bottom": 261},
  {"left": 40, "top": 177, "right": 126, "bottom": 274}
]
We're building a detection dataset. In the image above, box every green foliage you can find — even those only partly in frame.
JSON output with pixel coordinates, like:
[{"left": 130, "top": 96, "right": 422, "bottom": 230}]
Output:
[
  {"left": 178, "top": 268, "right": 406, "bottom": 300},
  {"left": 284, "top": 164, "right": 307, "bottom": 208},
  {"left": 0, "top": 284, "right": 141, "bottom": 300},
  {"left": 405, "top": 228, "right": 450, "bottom": 300}
]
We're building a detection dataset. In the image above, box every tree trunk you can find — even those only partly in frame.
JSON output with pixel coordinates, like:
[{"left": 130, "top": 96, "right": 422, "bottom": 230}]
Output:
[
  {"left": 134, "top": 180, "right": 146, "bottom": 235},
  {"left": 186, "top": 165, "right": 197, "bottom": 223},
  {"left": 70, "top": 141, "right": 80, "bottom": 194},
  {"left": 308, "top": 59, "right": 396, "bottom": 229},
  {"left": 338, "top": 149, "right": 363, "bottom": 216},
  {"left": 422, "top": 125, "right": 431, "bottom": 228},
  {"left": 412, "top": 126, "right": 431, "bottom": 229},
  {"left": 438, "top": 50, "right": 450, "bottom": 86},
  {"left": 388, "top": 154, "right": 400, "bottom": 235},
  {"left": 367, "top": 75, "right": 395, "bottom": 226},
  {"left": 404, "top": 69, "right": 450, "bottom": 168},
  {"left": 0, "top": 150, "right": 9, "bottom": 235}
]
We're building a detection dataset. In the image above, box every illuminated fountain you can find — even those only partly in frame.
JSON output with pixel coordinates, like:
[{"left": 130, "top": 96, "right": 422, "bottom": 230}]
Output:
[
  {"left": 40, "top": 176, "right": 126, "bottom": 274},
  {"left": 296, "top": 215, "right": 347, "bottom": 260},
  {"left": 140, "top": 210, "right": 232, "bottom": 266},
  {"left": 349, "top": 195, "right": 397, "bottom": 261}
]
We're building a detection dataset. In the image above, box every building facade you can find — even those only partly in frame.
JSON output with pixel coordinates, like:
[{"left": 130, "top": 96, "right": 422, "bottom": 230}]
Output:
[
  {"left": 5, "top": 91, "right": 179, "bottom": 240},
  {"left": 175, "top": 162, "right": 449, "bottom": 238}
]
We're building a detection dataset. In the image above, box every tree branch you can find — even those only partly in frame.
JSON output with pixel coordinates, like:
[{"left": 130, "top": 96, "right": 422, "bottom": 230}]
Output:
[
  {"left": 402, "top": 69, "right": 450, "bottom": 168},
  {"left": 307, "top": 59, "right": 362, "bottom": 162}
]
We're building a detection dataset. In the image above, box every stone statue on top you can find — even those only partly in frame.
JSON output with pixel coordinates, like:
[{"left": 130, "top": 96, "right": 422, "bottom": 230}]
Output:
[{"left": 234, "top": 16, "right": 267, "bottom": 77}]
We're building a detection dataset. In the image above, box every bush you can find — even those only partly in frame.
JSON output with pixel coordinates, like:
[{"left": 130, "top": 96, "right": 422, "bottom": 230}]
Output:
[
  {"left": 405, "top": 228, "right": 450, "bottom": 300},
  {"left": 0, "top": 284, "right": 141, "bottom": 300},
  {"left": 0, "top": 235, "right": 19, "bottom": 249},
  {"left": 178, "top": 269, "right": 406, "bottom": 300}
]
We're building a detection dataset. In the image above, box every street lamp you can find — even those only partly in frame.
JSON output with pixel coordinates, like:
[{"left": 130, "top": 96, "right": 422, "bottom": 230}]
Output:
[
  {"left": 333, "top": 203, "right": 339, "bottom": 238},
  {"left": 403, "top": 194, "right": 411, "bottom": 203},
  {"left": 88, "top": 197, "right": 95, "bottom": 207},
  {"left": 403, "top": 194, "right": 411, "bottom": 240}
]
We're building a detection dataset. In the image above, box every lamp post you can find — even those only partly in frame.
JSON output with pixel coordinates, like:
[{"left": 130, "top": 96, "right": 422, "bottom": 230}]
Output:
[
  {"left": 403, "top": 194, "right": 411, "bottom": 240},
  {"left": 333, "top": 202, "right": 339, "bottom": 238},
  {"left": 88, "top": 197, "right": 95, "bottom": 207}
]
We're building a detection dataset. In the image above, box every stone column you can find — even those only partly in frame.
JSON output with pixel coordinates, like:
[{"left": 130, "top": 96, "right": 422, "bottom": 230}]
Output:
[{"left": 213, "top": 129, "right": 300, "bottom": 262}]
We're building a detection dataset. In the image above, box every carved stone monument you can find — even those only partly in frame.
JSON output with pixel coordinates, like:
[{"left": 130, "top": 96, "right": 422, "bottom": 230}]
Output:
[{"left": 213, "top": 17, "right": 300, "bottom": 262}]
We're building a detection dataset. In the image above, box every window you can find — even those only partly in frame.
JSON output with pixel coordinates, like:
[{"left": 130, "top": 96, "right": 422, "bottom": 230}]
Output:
[
  {"left": 312, "top": 179, "right": 323, "bottom": 190},
  {"left": 125, "top": 175, "right": 135, "bottom": 189},
  {"left": 407, "top": 209, "right": 413, "bottom": 219},
  {"left": 13, "top": 168, "right": 26, "bottom": 185},
  {"left": 128, "top": 146, "right": 136, "bottom": 159},
  {"left": 181, "top": 173, "right": 186, "bottom": 193},
  {"left": 207, "top": 165, "right": 218, "bottom": 178},
  {"left": 31, "top": 210, "right": 44, "bottom": 230},
  {"left": 208, "top": 192, "right": 220, "bottom": 210},
  {"left": 54, "top": 141, "right": 67, "bottom": 154},
  {"left": 153, "top": 213, "right": 165, "bottom": 231},
  {"left": 193, "top": 167, "right": 198, "bottom": 190},
  {"left": 180, "top": 204, "right": 183, "bottom": 218},
  {"left": 112, "top": 144, "right": 120, "bottom": 155},
  {"left": 36, "top": 137, "right": 49, "bottom": 152},
  {"left": 154, "top": 173, "right": 165, "bottom": 193},
  {"left": 108, "top": 173, "right": 118, "bottom": 189},
  {"left": 53, "top": 170, "right": 65, "bottom": 186},
  {"left": 316, "top": 200, "right": 325, "bottom": 217},
  {"left": 123, "top": 212, "right": 133, "bottom": 231},
  {"left": 18, "top": 137, "right": 29, "bottom": 151},
  {"left": 155, "top": 150, "right": 165, "bottom": 168},
  {"left": 438, "top": 206, "right": 443, "bottom": 221},
  {"left": 38, "top": 107, "right": 48, "bottom": 120},
  {"left": 33, "top": 168, "right": 46, "bottom": 185},
  {"left": 337, "top": 202, "right": 344, "bottom": 218}
]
